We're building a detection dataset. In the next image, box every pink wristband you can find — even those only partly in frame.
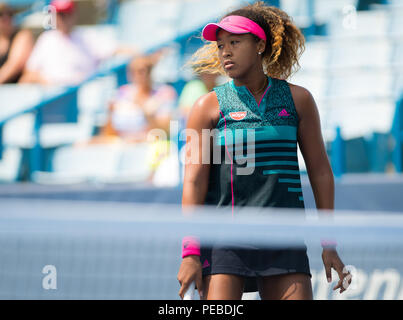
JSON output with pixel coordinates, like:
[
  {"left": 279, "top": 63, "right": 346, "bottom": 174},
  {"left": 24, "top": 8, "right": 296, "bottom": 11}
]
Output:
[
  {"left": 321, "top": 239, "right": 338, "bottom": 249},
  {"left": 182, "top": 236, "right": 201, "bottom": 258}
]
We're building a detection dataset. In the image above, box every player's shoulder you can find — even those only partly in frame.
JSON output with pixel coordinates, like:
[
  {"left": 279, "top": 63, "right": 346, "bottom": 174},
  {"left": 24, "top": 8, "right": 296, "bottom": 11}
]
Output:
[
  {"left": 287, "top": 82, "right": 314, "bottom": 101},
  {"left": 189, "top": 91, "right": 220, "bottom": 127},
  {"left": 194, "top": 91, "right": 218, "bottom": 110},
  {"left": 286, "top": 82, "right": 317, "bottom": 117}
]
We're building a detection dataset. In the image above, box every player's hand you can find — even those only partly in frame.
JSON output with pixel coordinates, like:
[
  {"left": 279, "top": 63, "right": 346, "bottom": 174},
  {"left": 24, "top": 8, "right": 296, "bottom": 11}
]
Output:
[
  {"left": 322, "top": 248, "right": 352, "bottom": 294},
  {"left": 177, "top": 255, "right": 203, "bottom": 299}
]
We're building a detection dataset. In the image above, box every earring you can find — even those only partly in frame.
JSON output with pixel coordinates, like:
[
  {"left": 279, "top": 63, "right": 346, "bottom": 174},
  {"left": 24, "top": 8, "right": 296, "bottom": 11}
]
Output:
[{"left": 258, "top": 52, "right": 262, "bottom": 55}]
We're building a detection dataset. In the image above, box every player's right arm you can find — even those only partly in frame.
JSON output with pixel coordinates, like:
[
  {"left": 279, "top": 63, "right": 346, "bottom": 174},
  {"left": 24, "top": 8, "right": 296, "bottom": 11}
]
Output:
[
  {"left": 182, "top": 91, "right": 219, "bottom": 208},
  {"left": 178, "top": 91, "right": 220, "bottom": 300}
]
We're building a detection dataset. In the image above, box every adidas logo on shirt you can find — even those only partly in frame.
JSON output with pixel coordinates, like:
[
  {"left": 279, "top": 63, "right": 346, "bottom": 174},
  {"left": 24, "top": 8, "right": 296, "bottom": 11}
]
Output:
[{"left": 278, "top": 108, "right": 290, "bottom": 117}]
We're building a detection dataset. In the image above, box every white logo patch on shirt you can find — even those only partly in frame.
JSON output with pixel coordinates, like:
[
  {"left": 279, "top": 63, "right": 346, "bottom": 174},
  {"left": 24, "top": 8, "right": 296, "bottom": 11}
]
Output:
[{"left": 229, "top": 111, "right": 247, "bottom": 121}]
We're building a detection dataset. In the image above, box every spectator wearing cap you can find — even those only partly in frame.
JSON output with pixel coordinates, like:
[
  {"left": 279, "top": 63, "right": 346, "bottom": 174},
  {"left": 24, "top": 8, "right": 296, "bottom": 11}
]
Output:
[
  {"left": 0, "top": 2, "right": 34, "bottom": 84},
  {"left": 19, "top": 0, "right": 123, "bottom": 86}
]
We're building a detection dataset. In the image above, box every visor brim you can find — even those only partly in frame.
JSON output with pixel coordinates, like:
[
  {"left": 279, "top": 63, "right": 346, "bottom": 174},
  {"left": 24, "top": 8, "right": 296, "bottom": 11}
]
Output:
[{"left": 202, "top": 22, "right": 250, "bottom": 41}]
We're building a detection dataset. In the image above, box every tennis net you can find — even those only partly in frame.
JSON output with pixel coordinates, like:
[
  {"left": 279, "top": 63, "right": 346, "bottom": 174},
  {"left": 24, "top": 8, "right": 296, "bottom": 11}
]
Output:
[{"left": 0, "top": 198, "right": 402, "bottom": 300}]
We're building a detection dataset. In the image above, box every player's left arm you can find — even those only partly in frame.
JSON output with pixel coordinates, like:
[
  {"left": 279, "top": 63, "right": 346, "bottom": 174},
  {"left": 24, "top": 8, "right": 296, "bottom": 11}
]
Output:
[
  {"left": 290, "top": 83, "right": 352, "bottom": 293},
  {"left": 290, "top": 84, "right": 334, "bottom": 210}
]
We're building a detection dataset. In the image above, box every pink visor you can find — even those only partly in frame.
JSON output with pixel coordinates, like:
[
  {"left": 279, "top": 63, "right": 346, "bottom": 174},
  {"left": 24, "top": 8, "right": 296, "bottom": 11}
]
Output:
[
  {"left": 202, "top": 15, "right": 267, "bottom": 41},
  {"left": 51, "top": 0, "right": 75, "bottom": 13}
]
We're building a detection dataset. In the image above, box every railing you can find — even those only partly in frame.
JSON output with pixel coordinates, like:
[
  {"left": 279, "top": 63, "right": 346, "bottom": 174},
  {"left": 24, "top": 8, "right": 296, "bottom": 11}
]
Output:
[{"left": 392, "top": 95, "right": 403, "bottom": 173}]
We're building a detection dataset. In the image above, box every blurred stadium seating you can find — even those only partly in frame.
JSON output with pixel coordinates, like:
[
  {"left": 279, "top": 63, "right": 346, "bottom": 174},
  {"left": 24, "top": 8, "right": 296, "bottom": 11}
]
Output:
[
  {"left": 287, "top": 0, "right": 403, "bottom": 174},
  {"left": 0, "top": 0, "right": 402, "bottom": 184}
]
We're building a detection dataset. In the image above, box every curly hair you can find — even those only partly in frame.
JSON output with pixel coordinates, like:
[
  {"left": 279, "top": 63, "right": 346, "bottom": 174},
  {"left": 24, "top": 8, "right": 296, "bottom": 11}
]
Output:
[{"left": 188, "top": 2, "right": 305, "bottom": 80}]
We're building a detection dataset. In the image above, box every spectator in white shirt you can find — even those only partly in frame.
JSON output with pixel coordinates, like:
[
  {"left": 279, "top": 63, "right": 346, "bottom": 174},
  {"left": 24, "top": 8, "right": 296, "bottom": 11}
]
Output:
[{"left": 19, "top": 0, "right": 122, "bottom": 86}]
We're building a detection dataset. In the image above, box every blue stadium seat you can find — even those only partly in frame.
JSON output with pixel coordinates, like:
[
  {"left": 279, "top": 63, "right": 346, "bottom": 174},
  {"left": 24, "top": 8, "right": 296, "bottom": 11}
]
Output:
[
  {"left": 32, "top": 141, "right": 180, "bottom": 185},
  {"left": 0, "top": 147, "right": 23, "bottom": 182},
  {"left": 32, "top": 144, "right": 124, "bottom": 184},
  {"left": 327, "top": 69, "right": 393, "bottom": 99},
  {"left": 327, "top": 8, "right": 389, "bottom": 38},
  {"left": 280, "top": 0, "right": 311, "bottom": 28},
  {"left": 327, "top": 38, "right": 392, "bottom": 69},
  {"left": 320, "top": 96, "right": 395, "bottom": 140},
  {"left": 313, "top": 0, "right": 358, "bottom": 25},
  {"left": 114, "top": 143, "right": 152, "bottom": 183},
  {"left": 117, "top": 0, "right": 251, "bottom": 56}
]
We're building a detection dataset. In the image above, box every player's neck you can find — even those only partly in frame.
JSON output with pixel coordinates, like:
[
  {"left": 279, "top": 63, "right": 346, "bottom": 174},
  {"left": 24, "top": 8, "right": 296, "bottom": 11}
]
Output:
[{"left": 233, "top": 70, "right": 267, "bottom": 96}]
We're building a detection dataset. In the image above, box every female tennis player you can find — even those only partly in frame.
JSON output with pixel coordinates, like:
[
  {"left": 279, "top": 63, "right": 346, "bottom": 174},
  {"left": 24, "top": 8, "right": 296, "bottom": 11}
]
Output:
[{"left": 177, "top": 2, "right": 351, "bottom": 300}]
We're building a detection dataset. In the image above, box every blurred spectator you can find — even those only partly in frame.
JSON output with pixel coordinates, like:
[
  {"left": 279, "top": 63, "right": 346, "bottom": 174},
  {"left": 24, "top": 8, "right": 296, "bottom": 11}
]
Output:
[
  {"left": 0, "top": 2, "right": 34, "bottom": 84},
  {"left": 19, "top": 0, "right": 128, "bottom": 86},
  {"left": 178, "top": 69, "right": 220, "bottom": 120},
  {"left": 80, "top": 53, "right": 178, "bottom": 184},
  {"left": 93, "top": 54, "right": 177, "bottom": 144}
]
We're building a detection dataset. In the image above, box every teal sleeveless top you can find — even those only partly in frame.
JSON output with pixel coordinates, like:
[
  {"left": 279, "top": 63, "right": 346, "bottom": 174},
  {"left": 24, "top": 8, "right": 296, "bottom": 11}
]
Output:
[{"left": 204, "top": 76, "right": 305, "bottom": 210}]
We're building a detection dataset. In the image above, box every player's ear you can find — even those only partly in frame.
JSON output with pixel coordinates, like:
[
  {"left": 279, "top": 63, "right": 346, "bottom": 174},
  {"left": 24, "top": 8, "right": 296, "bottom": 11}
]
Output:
[{"left": 257, "top": 39, "right": 266, "bottom": 55}]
